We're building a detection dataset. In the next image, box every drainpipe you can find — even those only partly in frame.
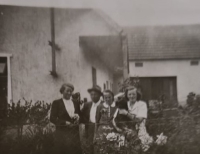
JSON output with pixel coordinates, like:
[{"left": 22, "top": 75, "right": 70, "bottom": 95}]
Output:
[
  {"left": 119, "top": 30, "right": 129, "bottom": 80},
  {"left": 49, "top": 8, "right": 57, "bottom": 77}
]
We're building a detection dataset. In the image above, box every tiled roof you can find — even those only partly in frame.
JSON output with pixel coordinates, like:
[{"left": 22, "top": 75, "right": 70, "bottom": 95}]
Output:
[{"left": 124, "top": 25, "right": 200, "bottom": 60}]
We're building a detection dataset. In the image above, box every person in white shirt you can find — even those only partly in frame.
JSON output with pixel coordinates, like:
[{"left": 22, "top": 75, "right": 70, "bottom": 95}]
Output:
[
  {"left": 80, "top": 85, "right": 103, "bottom": 154},
  {"left": 50, "top": 83, "right": 82, "bottom": 154},
  {"left": 118, "top": 86, "right": 153, "bottom": 152}
]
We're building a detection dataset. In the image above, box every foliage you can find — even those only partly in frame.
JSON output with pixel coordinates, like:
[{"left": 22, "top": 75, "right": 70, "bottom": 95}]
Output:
[
  {"left": 0, "top": 125, "right": 55, "bottom": 154},
  {"left": 6, "top": 99, "right": 51, "bottom": 126},
  {"left": 0, "top": 99, "right": 53, "bottom": 154},
  {"left": 1, "top": 95, "right": 200, "bottom": 154},
  {"left": 119, "top": 76, "right": 140, "bottom": 92}
]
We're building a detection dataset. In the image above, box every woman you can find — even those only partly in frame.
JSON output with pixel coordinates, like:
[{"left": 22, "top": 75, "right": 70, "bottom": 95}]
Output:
[
  {"left": 94, "top": 90, "right": 122, "bottom": 153},
  {"left": 118, "top": 86, "right": 153, "bottom": 152},
  {"left": 50, "top": 83, "right": 82, "bottom": 154}
]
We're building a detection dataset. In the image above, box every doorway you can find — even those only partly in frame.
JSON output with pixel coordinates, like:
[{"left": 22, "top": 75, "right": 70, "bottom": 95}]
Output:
[
  {"left": 132, "top": 77, "right": 178, "bottom": 108},
  {"left": 0, "top": 57, "right": 7, "bottom": 119}
]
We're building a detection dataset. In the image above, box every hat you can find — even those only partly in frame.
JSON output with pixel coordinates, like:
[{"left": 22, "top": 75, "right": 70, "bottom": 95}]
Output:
[{"left": 88, "top": 85, "right": 103, "bottom": 95}]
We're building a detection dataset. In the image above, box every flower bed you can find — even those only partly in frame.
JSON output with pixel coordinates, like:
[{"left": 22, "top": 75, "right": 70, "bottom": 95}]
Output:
[{"left": 1, "top": 98, "right": 200, "bottom": 154}]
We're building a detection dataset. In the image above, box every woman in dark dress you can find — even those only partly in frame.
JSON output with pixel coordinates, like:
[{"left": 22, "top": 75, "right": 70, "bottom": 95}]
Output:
[
  {"left": 50, "top": 83, "right": 82, "bottom": 154},
  {"left": 94, "top": 90, "right": 122, "bottom": 154}
]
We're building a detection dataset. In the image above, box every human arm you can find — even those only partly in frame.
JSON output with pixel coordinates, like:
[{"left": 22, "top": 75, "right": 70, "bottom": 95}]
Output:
[
  {"left": 129, "top": 102, "right": 147, "bottom": 123},
  {"left": 50, "top": 100, "right": 73, "bottom": 126},
  {"left": 112, "top": 109, "right": 122, "bottom": 132},
  {"left": 118, "top": 102, "right": 147, "bottom": 123}
]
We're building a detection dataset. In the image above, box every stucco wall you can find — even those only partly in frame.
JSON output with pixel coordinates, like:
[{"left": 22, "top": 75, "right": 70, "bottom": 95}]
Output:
[
  {"left": 129, "top": 59, "right": 200, "bottom": 105},
  {"left": 0, "top": 6, "right": 118, "bottom": 103}
]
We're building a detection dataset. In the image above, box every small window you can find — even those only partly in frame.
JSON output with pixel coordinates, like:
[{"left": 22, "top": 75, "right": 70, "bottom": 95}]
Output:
[
  {"left": 135, "top": 62, "right": 143, "bottom": 67},
  {"left": 103, "top": 83, "right": 106, "bottom": 90},
  {"left": 190, "top": 60, "right": 199, "bottom": 66},
  {"left": 92, "top": 67, "right": 97, "bottom": 86},
  {"left": 106, "top": 81, "right": 109, "bottom": 90}
]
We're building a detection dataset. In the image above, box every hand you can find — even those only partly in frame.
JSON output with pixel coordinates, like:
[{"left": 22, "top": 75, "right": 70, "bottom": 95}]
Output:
[
  {"left": 119, "top": 109, "right": 128, "bottom": 115},
  {"left": 127, "top": 113, "right": 136, "bottom": 120},
  {"left": 65, "top": 121, "right": 74, "bottom": 127},
  {"left": 73, "top": 114, "right": 80, "bottom": 124},
  {"left": 116, "top": 128, "right": 123, "bottom": 133},
  {"left": 73, "top": 114, "right": 79, "bottom": 120}
]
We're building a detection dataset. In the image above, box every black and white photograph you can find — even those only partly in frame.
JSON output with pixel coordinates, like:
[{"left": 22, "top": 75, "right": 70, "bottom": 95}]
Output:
[{"left": 0, "top": 0, "right": 200, "bottom": 154}]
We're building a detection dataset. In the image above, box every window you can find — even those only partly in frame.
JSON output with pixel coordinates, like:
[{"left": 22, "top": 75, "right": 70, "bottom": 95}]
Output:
[
  {"left": 92, "top": 67, "right": 96, "bottom": 86},
  {"left": 106, "top": 81, "right": 109, "bottom": 90},
  {"left": 0, "top": 53, "right": 12, "bottom": 104},
  {"left": 135, "top": 62, "right": 143, "bottom": 67},
  {"left": 190, "top": 60, "right": 199, "bottom": 66},
  {"left": 103, "top": 83, "right": 106, "bottom": 90}
]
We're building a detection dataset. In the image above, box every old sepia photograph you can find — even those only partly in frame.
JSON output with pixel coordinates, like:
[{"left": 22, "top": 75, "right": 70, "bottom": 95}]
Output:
[{"left": 0, "top": 0, "right": 200, "bottom": 154}]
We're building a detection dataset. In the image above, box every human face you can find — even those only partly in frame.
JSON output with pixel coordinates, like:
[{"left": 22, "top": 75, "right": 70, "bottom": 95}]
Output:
[
  {"left": 104, "top": 92, "right": 113, "bottom": 105},
  {"left": 62, "top": 86, "right": 73, "bottom": 100},
  {"left": 90, "top": 91, "right": 101, "bottom": 103},
  {"left": 127, "top": 89, "right": 137, "bottom": 103}
]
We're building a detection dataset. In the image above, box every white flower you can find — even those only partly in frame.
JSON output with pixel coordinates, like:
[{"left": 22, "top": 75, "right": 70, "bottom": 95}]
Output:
[
  {"left": 139, "top": 132, "right": 153, "bottom": 152},
  {"left": 106, "top": 132, "right": 118, "bottom": 141},
  {"left": 155, "top": 133, "right": 168, "bottom": 145},
  {"left": 119, "top": 135, "right": 125, "bottom": 147},
  {"left": 102, "top": 126, "right": 113, "bottom": 130}
]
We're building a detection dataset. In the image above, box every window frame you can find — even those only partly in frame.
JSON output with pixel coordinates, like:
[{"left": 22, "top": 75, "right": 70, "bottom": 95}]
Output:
[
  {"left": 135, "top": 62, "right": 143, "bottom": 67},
  {"left": 0, "top": 53, "right": 12, "bottom": 103},
  {"left": 190, "top": 60, "right": 199, "bottom": 66}
]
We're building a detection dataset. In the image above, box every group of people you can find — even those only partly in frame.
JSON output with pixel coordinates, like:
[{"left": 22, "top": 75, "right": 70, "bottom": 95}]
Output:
[{"left": 50, "top": 83, "right": 151, "bottom": 154}]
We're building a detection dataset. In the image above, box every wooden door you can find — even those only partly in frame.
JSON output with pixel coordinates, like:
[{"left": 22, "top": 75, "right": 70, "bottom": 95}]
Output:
[{"left": 133, "top": 77, "right": 177, "bottom": 108}]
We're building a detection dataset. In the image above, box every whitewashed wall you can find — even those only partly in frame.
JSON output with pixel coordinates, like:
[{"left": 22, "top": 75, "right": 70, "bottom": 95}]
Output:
[
  {"left": 0, "top": 6, "right": 118, "bottom": 103},
  {"left": 129, "top": 59, "right": 200, "bottom": 105}
]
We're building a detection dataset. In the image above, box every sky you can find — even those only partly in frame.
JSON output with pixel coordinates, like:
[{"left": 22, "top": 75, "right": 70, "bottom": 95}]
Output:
[{"left": 1, "top": 0, "right": 200, "bottom": 26}]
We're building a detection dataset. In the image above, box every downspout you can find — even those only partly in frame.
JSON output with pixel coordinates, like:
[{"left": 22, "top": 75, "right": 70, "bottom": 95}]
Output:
[
  {"left": 50, "top": 8, "right": 57, "bottom": 77},
  {"left": 119, "top": 30, "right": 129, "bottom": 80}
]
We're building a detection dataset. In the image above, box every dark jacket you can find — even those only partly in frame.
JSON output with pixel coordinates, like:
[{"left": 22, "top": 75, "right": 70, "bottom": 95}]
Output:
[
  {"left": 50, "top": 98, "right": 81, "bottom": 130},
  {"left": 80, "top": 101, "right": 103, "bottom": 140},
  {"left": 80, "top": 101, "right": 103, "bottom": 124}
]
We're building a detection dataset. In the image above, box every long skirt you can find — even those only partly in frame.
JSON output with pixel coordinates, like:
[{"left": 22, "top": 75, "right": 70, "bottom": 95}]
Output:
[{"left": 53, "top": 126, "right": 82, "bottom": 154}]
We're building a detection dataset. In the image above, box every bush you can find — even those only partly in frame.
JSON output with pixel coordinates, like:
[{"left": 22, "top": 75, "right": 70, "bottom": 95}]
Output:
[{"left": 0, "top": 99, "right": 53, "bottom": 154}]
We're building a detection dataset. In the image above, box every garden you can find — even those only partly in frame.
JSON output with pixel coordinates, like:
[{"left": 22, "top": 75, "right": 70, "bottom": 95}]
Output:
[{"left": 0, "top": 92, "right": 200, "bottom": 154}]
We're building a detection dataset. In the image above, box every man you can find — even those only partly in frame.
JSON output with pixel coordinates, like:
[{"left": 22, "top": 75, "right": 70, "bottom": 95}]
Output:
[{"left": 80, "top": 85, "right": 103, "bottom": 154}]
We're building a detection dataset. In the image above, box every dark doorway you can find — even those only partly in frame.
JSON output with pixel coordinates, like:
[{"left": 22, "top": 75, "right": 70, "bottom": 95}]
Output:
[
  {"left": 132, "top": 77, "right": 177, "bottom": 108},
  {"left": 0, "top": 57, "right": 7, "bottom": 119}
]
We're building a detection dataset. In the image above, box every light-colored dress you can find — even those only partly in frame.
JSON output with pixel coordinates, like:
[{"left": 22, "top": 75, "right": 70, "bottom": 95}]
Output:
[{"left": 127, "top": 101, "right": 153, "bottom": 151}]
